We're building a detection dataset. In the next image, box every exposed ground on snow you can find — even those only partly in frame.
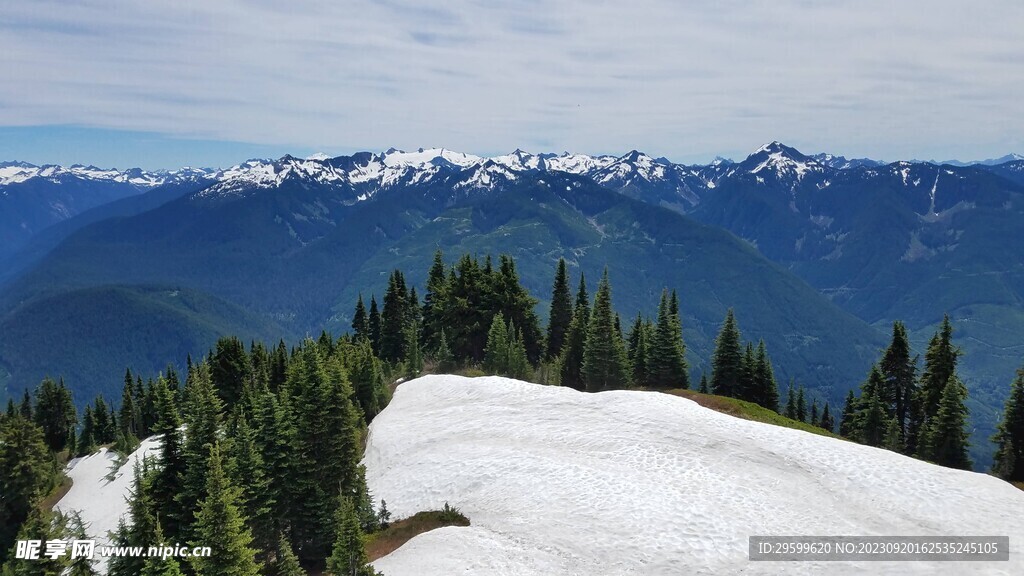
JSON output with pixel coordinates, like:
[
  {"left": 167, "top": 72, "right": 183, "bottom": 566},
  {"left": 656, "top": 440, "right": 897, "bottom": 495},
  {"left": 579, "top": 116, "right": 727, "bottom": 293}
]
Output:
[{"left": 364, "top": 375, "right": 1024, "bottom": 576}]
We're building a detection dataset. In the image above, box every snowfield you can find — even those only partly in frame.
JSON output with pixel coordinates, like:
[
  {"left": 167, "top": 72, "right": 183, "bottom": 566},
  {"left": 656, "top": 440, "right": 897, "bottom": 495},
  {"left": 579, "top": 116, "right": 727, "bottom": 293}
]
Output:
[
  {"left": 55, "top": 437, "right": 162, "bottom": 571},
  {"left": 364, "top": 375, "right": 1024, "bottom": 575}
]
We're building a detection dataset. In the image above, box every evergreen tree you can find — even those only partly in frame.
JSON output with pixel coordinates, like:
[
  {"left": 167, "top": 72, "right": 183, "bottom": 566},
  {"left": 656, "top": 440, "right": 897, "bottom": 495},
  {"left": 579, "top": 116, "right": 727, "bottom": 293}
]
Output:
[
  {"left": 711, "top": 309, "right": 743, "bottom": 398},
  {"left": 838, "top": 390, "right": 859, "bottom": 438},
  {"left": 492, "top": 255, "right": 543, "bottom": 363},
  {"left": 921, "top": 376, "right": 972, "bottom": 470},
  {"left": 230, "top": 413, "right": 275, "bottom": 561},
  {"left": 108, "top": 464, "right": 159, "bottom": 576},
  {"left": 883, "top": 417, "right": 903, "bottom": 452},
  {"left": 349, "top": 340, "right": 385, "bottom": 422},
  {"left": 434, "top": 329, "right": 455, "bottom": 372},
  {"left": 483, "top": 314, "right": 510, "bottom": 375},
  {"left": 916, "top": 315, "right": 961, "bottom": 430},
  {"left": 422, "top": 250, "right": 450, "bottom": 354},
  {"left": 404, "top": 320, "right": 424, "bottom": 379},
  {"left": 211, "top": 336, "right": 253, "bottom": 408},
  {"left": 149, "top": 377, "right": 185, "bottom": 541},
  {"left": 271, "top": 532, "right": 307, "bottom": 576},
  {"left": 559, "top": 274, "right": 590, "bottom": 391},
  {"left": 796, "top": 386, "right": 807, "bottom": 423},
  {"left": 648, "top": 289, "right": 688, "bottom": 389},
  {"left": 819, "top": 402, "right": 835, "bottom": 432},
  {"left": 784, "top": 383, "right": 797, "bottom": 420},
  {"left": 189, "top": 443, "right": 262, "bottom": 576},
  {"left": 288, "top": 342, "right": 362, "bottom": 561},
  {"left": 176, "top": 363, "right": 224, "bottom": 544},
  {"left": 810, "top": 400, "right": 819, "bottom": 427},
  {"left": 737, "top": 343, "right": 756, "bottom": 403},
  {"left": 255, "top": 392, "right": 297, "bottom": 543},
  {"left": 627, "top": 315, "right": 651, "bottom": 388},
  {"left": 752, "top": 340, "right": 780, "bottom": 411},
  {"left": 859, "top": 388, "right": 889, "bottom": 447},
  {"left": 380, "top": 270, "right": 409, "bottom": 362},
  {"left": 581, "top": 269, "right": 631, "bottom": 392},
  {"left": 880, "top": 321, "right": 917, "bottom": 438},
  {"left": 140, "top": 522, "right": 184, "bottom": 576},
  {"left": 326, "top": 499, "right": 377, "bottom": 576},
  {"left": 444, "top": 255, "right": 490, "bottom": 362},
  {"left": 32, "top": 377, "right": 76, "bottom": 452},
  {"left": 91, "top": 395, "right": 113, "bottom": 444},
  {"left": 118, "top": 372, "right": 140, "bottom": 439},
  {"left": 0, "top": 416, "right": 56, "bottom": 561},
  {"left": 77, "top": 406, "right": 96, "bottom": 456},
  {"left": 19, "top": 389, "right": 32, "bottom": 420},
  {"left": 368, "top": 296, "right": 382, "bottom": 355},
  {"left": 506, "top": 322, "right": 532, "bottom": 381},
  {"left": 992, "top": 367, "right": 1024, "bottom": 481},
  {"left": 698, "top": 372, "right": 709, "bottom": 394},
  {"left": 546, "top": 258, "right": 574, "bottom": 361},
  {"left": 352, "top": 294, "right": 369, "bottom": 342}
]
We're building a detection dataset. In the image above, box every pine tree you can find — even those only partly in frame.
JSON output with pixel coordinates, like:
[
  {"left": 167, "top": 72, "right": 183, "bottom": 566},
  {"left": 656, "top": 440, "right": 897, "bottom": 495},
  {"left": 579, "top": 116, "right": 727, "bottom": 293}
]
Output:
[
  {"left": 368, "top": 296, "right": 382, "bottom": 356},
  {"left": 108, "top": 463, "right": 159, "bottom": 576},
  {"left": 917, "top": 315, "right": 961, "bottom": 427},
  {"left": 77, "top": 405, "right": 96, "bottom": 456},
  {"left": 140, "top": 522, "right": 185, "bottom": 576},
  {"left": 118, "top": 371, "right": 140, "bottom": 439},
  {"left": 883, "top": 417, "right": 903, "bottom": 452},
  {"left": 546, "top": 258, "right": 574, "bottom": 361},
  {"left": 255, "top": 392, "right": 297, "bottom": 542},
  {"left": 444, "top": 255, "right": 490, "bottom": 362},
  {"left": 506, "top": 322, "right": 532, "bottom": 381},
  {"left": 19, "top": 388, "right": 32, "bottom": 420},
  {"left": 91, "top": 395, "right": 113, "bottom": 444},
  {"left": 737, "top": 342, "right": 756, "bottom": 403},
  {"left": 921, "top": 376, "right": 972, "bottom": 470},
  {"left": 492, "top": 255, "right": 543, "bottom": 363},
  {"left": 349, "top": 340, "right": 385, "bottom": 422},
  {"left": 698, "top": 373, "right": 709, "bottom": 394},
  {"left": 859, "top": 388, "right": 889, "bottom": 447},
  {"left": 992, "top": 367, "right": 1024, "bottom": 481},
  {"left": 711, "top": 309, "right": 743, "bottom": 398},
  {"left": 559, "top": 273, "right": 589, "bottom": 391},
  {"left": 189, "top": 443, "right": 262, "bottom": 576},
  {"left": 581, "top": 269, "right": 631, "bottom": 392},
  {"left": 352, "top": 294, "right": 369, "bottom": 342},
  {"left": 422, "top": 250, "right": 449, "bottom": 353},
  {"left": 434, "top": 329, "right": 455, "bottom": 372},
  {"left": 648, "top": 289, "right": 688, "bottom": 389},
  {"left": 810, "top": 400, "right": 819, "bottom": 427},
  {"left": 819, "top": 402, "right": 834, "bottom": 432}
]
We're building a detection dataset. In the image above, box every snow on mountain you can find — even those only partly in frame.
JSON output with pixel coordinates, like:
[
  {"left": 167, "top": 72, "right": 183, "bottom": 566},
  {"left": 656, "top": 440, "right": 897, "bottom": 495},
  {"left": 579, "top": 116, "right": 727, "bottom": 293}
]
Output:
[
  {"left": 54, "top": 437, "right": 162, "bottom": 573},
  {"left": 382, "top": 147, "right": 482, "bottom": 169},
  {"left": 739, "top": 141, "right": 826, "bottom": 185},
  {"left": 0, "top": 161, "right": 207, "bottom": 188},
  {"left": 366, "top": 375, "right": 1024, "bottom": 576}
]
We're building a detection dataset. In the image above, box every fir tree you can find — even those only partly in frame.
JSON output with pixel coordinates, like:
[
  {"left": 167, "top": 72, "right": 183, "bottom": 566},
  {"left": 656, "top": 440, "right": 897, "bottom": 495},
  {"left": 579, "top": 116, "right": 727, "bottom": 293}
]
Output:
[
  {"left": 368, "top": 296, "right": 382, "bottom": 356},
  {"left": 915, "top": 314, "right": 961, "bottom": 444},
  {"left": 349, "top": 340, "right": 385, "bottom": 422},
  {"left": 711, "top": 309, "right": 743, "bottom": 398},
  {"left": 819, "top": 402, "right": 835, "bottom": 432},
  {"left": 784, "top": 383, "right": 797, "bottom": 420},
  {"left": 33, "top": 377, "right": 77, "bottom": 453},
  {"left": 422, "top": 250, "right": 449, "bottom": 354},
  {"left": 546, "top": 258, "right": 574, "bottom": 361},
  {"left": 352, "top": 294, "right": 369, "bottom": 342},
  {"left": 176, "top": 363, "right": 224, "bottom": 544},
  {"left": 492, "top": 255, "right": 543, "bottom": 363},
  {"left": 212, "top": 336, "right": 253, "bottom": 409},
  {"left": 230, "top": 413, "right": 275, "bottom": 561},
  {"left": 118, "top": 371, "right": 140, "bottom": 439},
  {"left": 0, "top": 416, "right": 56, "bottom": 561},
  {"left": 859, "top": 388, "right": 889, "bottom": 447},
  {"left": 627, "top": 315, "right": 651, "bottom": 388},
  {"left": 992, "top": 367, "right": 1024, "bottom": 481},
  {"left": 559, "top": 273, "right": 590, "bottom": 391},
  {"left": 149, "top": 377, "right": 185, "bottom": 540},
  {"left": 108, "top": 464, "right": 159, "bottom": 576},
  {"left": 326, "top": 499, "right": 377, "bottom": 576},
  {"left": 271, "top": 532, "right": 307, "bottom": 576},
  {"left": 698, "top": 373, "right": 709, "bottom": 394},
  {"left": 921, "top": 376, "right": 972, "bottom": 470},
  {"left": 838, "top": 390, "right": 859, "bottom": 438},
  {"left": 434, "top": 329, "right": 455, "bottom": 372},
  {"left": 810, "top": 400, "right": 819, "bottom": 427},
  {"left": 506, "top": 322, "right": 532, "bottom": 380},
  {"left": 255, "top": 392, "right": 297, "bottom": 542},
  {"left": 752, "top": 340, "right": 780, "bottom": 411},
  {"left": 880, "top": 321, "right": 917, "bottom": 439},
  {"left": 737, "top": 343, "right": 756, "bottom": 403},
  {"left": 404, "top": 320, "right": 424, "bottom": 379},
  {"left": 796, "top": 386, "right": 807, "bottom": 423},
  {"left": 883, "top": 417, "right": 903, "bottom": 452},
  {"left": 484, "top": 314, "right": 510, "bottom": 375},
  {"left": 581, "top": 269, "right": 631, "bottom": 392},
  {"left": 380, "top": 270, "right": 409, "bottom": 362},
  {"left": 140, "top": 522, "right": 185, "bottom": 576},
  {"left": 189, "top": 443, "right": 262, "bottom": 576},
  {"left": 77, "top": 405, "right": 96, "bottom": 456},
  {"left": 648, "top": 289, "right": 688, "bottom": 389}
]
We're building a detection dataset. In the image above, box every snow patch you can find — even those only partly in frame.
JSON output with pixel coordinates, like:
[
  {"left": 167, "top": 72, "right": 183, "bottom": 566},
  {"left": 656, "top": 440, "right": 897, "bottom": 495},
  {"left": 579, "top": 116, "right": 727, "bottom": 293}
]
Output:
[{"left": 366, "top": 376, "right": 1024, "bottom": 575}]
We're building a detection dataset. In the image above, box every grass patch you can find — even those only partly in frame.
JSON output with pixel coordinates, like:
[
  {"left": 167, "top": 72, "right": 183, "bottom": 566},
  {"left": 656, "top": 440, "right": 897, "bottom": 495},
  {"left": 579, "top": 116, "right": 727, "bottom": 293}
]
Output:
[
  {"left": 1012, "top": 481, "right": 1024, "bottom": 492},
  {"left": 365, "top": 504, "right": 470, "bottom": 561},
  {"left": 38, "top": 476, "right": 73, "bottom": 512},
  {"left": 664, "top": 389, "right": 843, "bottom": 439}
]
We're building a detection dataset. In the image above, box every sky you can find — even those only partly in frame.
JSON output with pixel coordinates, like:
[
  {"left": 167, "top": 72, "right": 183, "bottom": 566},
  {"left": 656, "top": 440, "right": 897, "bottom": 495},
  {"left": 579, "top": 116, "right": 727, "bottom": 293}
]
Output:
[{"left": 1, "top": 0, "right": 1022, "bottom": 170}]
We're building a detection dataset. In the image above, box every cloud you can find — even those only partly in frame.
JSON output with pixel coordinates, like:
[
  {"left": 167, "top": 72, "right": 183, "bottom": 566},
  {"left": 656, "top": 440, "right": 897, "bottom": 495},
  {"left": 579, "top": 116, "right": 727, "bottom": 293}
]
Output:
[{"left": 1, "top": 0, "right": 1023, "bottom": 165}]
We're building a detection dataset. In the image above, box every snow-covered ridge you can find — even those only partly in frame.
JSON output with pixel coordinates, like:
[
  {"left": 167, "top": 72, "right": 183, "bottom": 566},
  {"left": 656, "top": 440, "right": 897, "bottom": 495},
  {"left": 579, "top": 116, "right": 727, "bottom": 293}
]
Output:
[
  {"left": 366, "top": 375, "right": 1024, "bottom": 576},
  {"left": 0, "top": 161, "right": 215, "bottom": 188}
]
